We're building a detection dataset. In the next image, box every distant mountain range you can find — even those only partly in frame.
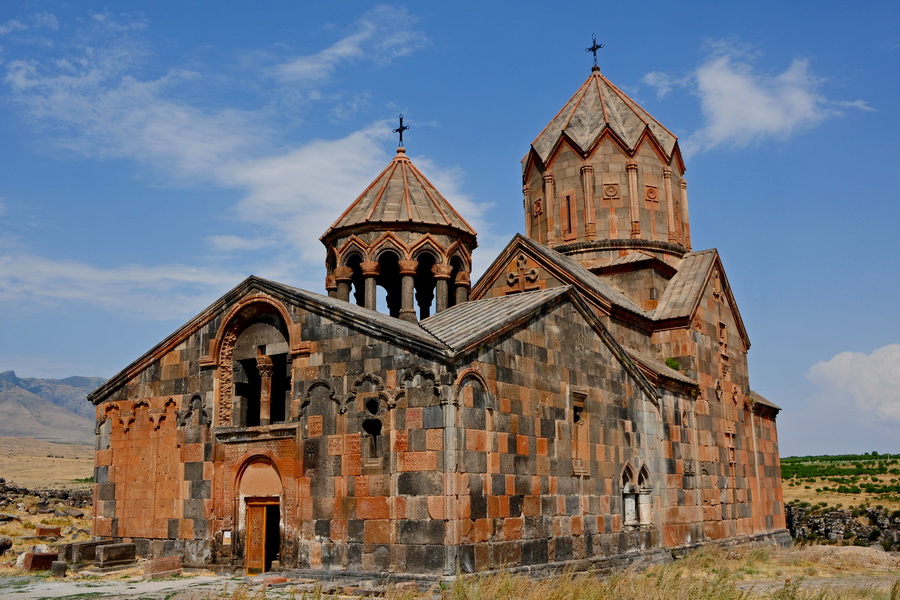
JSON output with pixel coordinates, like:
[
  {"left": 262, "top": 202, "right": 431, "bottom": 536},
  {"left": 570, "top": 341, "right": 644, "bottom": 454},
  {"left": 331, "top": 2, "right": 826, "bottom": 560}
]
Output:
[{"left": 0, "top": 371, "right": 104, "bottom": 444}]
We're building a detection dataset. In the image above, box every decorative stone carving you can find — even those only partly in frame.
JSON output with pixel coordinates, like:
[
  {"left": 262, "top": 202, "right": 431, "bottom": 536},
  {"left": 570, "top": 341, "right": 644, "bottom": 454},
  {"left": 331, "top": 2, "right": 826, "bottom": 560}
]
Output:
[
  {"left": 506, "top": 254, "right": 540, "bottom": 294},
  {"left": 333, "top": 266, "right": 354, "bottom": 282},
  {"left": 217, "top": 328, "right": 238, "bottom": 426},
  {"left": 432, "top": 264, "right": 453, "bottom": 279},
  {"left": 360, "top": 261, "right": 380, "bottom": 277},
  {"left": 398, "top": 259, "right": 418, "bottom": 276}
]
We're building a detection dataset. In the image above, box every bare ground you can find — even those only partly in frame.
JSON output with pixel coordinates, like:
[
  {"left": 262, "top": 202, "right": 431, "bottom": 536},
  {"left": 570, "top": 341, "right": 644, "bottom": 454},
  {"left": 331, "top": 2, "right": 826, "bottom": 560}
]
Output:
[{"left": 0, "top": 437, "right": 93, "bottom": 490}]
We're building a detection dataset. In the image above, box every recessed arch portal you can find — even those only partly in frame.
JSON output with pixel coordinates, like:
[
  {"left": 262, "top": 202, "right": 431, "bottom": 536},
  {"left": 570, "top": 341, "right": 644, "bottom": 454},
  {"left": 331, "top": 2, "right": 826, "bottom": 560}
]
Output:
[{"left": 236, "top": 457, "right": 283, "bottom": 575}]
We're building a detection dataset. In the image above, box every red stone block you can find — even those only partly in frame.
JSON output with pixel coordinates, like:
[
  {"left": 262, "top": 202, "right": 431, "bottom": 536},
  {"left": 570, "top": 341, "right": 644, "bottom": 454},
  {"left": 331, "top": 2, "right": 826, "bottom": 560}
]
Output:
[
  {"left": 36, "top": 526, "right": 61, "bottom": 537},
  {"left": 364, "top": 519, "right": 391, "bottom": 544},
  {"left": 516, "top": 435, "right": 528, "bottom": 455},
  {"left": 143, "top": 555, "right": 182, "bottom": 578},
  {"left": 24, "top": 552, "right": 59, "bottom": 571},
  {"left": 357, "top": 496, "right": 389, "bottom": 520}
]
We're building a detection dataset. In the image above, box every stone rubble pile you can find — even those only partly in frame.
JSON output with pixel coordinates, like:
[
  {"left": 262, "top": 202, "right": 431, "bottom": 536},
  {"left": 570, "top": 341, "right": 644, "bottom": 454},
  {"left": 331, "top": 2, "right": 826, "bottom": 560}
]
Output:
[
  {"left": 0, "top": 478, "right": 92, "bottom": 511},
  {"left": 786, "top": 505, "right": 900, "bottom": 549}
]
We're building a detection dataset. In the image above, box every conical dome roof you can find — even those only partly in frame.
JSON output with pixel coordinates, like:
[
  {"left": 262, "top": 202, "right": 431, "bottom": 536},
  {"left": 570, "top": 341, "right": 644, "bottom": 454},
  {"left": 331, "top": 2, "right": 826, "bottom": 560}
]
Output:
[
  {"left": 321, "top": 147, "right": 476, "bottom": 243},
  {"left": 528, "top": 66, "right": 679, "bottom": 166}
]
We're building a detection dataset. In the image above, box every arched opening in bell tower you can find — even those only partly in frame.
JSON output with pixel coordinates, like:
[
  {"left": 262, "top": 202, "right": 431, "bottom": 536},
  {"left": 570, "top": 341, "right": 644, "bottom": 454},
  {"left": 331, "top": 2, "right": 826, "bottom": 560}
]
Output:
[
  {"left": 413, "top": 251, "right": 437, "bottom": 319},
  {"left": 375, "top": 250, "right": 402, "bottom": 317}
]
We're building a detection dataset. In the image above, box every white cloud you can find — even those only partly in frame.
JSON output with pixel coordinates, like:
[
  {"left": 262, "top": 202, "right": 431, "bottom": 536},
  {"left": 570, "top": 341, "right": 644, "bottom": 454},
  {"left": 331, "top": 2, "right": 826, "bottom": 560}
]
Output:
[
  {"left": 207, "top": 235, "right": 278, "bottom": 253},
  {"left": 806, "top": 344, "right": 900, "bottom": 424},
  {"left": 641, "top": 71, "right": 688, "bottom": 100},
  {"left": 0, "top": 12, "right": 60, "bottom": 36},
  {"left": 0, "top": 8, "right": 496, "bottom": 318},
  {"left": 835, "top": 99, "right": 874, "bottom": 111},
  {"left": 644, "top": 43, "right": 872, "bottom": 154},
  {"left": 0, "top": 19, "right": 27, "bottom": 36},
  {"left": 0, "top": 252, "right": 243, "bottom": 319},
  {"left": 275, "top": 6, "right": 426, "bottom": 82}
]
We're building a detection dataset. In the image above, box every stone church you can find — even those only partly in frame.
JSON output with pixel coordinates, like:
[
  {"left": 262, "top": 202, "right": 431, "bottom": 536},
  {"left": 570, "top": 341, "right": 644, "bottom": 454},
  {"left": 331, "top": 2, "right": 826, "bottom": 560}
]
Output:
[{"left": 88, "top": 61, "right": 788, "bottom": 576}]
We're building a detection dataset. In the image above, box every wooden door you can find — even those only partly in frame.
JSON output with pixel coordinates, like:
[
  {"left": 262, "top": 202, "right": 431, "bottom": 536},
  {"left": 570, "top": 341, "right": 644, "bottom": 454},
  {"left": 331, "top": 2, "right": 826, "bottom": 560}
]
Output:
[{"left": 246, "top": 503, "right": 267, "bottom": 575}]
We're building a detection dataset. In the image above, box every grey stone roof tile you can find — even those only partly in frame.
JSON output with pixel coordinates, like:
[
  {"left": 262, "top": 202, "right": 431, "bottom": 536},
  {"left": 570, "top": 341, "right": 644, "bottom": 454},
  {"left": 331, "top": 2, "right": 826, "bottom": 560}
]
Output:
[
  {"left": 420, "top": 287, "right": 570, "bottom": 351},
  {"left": 653, "top": 250, "right": 717, "bottom": 320},
  {"left": 529, "top": 68, "right": 678, "bottom": 167},
  {"left": 514, "top": 235, "right": 652, "bottom": 317},
  {"left": 622, "top": 346, "right": 697, "bottom": 386},
  {"left": 750, "top": 390, "right": 781, "bottom": 410},
  {"left": 322, "top": 147, "right": 475, "bottom": 239}
]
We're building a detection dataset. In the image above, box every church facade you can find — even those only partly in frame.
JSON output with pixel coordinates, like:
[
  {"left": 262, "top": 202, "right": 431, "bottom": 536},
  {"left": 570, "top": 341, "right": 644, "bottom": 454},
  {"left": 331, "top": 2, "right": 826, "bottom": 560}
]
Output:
[{"left": 88, "top": 63, "right": 788, "bottom": 576}]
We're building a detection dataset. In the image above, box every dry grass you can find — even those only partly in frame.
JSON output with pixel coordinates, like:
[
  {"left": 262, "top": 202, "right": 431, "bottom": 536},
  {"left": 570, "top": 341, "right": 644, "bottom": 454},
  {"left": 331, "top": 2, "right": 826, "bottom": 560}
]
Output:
[
  {"left": 0, "top": 499, "right": 92, "bottom": 561},
  {"left": 783, "top": 473, "right": 900, "bottom": 512},
  {"left": 385, "top": 545, "right": 900, "bottom": 600},
  {"left": 0, "top": 437, "right": 93, "bottom": 490}
]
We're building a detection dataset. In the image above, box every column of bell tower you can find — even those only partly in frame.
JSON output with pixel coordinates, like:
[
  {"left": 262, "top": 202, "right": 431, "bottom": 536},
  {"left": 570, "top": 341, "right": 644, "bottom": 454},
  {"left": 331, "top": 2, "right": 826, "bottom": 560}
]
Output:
[{"left": 320, "top": 146, "right": 477, "bottom": 322}]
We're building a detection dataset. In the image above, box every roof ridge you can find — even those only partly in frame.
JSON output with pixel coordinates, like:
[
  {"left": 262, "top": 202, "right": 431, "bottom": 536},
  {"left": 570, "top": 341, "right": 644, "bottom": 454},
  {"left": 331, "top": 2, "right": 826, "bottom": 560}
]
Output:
[
  {"left": 322, "top": 149, "right": 476, "bottom": 240},
  {"left": 598, "top": 72, "right": 678, "bottom": 140},
  {"left": 527, "top": 69, "right": 680, "bottom": 166}
]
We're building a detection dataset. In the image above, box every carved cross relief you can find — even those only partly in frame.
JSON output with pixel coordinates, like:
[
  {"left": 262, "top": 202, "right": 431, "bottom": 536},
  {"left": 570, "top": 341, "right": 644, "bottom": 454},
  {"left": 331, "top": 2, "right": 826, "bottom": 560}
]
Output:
[
  {"left": 505, "top": 254, "right": 543, "bottom": 294},
  {"left": 599, "top": 183, "right": 623, "bottom": 238}
]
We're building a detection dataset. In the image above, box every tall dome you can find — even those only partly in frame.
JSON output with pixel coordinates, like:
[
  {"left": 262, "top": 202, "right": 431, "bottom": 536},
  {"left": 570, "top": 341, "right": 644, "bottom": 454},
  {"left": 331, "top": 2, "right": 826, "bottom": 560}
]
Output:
[
  {"left": 321, "top": 146, "right": 477, "bottom": 321},
  {"left": 522, "top": 65, "right": 691, "bottom": 269}
]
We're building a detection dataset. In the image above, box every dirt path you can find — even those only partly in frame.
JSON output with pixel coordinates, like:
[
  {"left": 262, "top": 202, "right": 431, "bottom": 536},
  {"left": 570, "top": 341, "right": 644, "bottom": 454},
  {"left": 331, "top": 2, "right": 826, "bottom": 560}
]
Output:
[
  {"left": 737, "top": 574, "right": 900, "bottom": 594},
  {"left": 0, "top": 573, "right": 235, "bottom": 599}
]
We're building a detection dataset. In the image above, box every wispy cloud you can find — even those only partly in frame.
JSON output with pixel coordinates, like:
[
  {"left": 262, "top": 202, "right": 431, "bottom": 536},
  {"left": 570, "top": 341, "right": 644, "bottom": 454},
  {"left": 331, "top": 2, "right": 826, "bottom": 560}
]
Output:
[
  {"left": 0, "top": 12, "right": 58, "bottom": 36},
  {"left": 806, "top": 344, "right": 900, "bottom": 425},
  {"left": 643, "top": 42, "right": 871, "bottom": 154},
  {"left": 0, "top": 7, "right": 496, "bottom": 317},
  {"left": 641, "top": 71, "right": 689, "bottom": 100},
  {"left": 0, "top": 252, "right": 243, "bottom": 319},
  {"left": 275, "top": 6, "right": 427, "bottom": 83}
]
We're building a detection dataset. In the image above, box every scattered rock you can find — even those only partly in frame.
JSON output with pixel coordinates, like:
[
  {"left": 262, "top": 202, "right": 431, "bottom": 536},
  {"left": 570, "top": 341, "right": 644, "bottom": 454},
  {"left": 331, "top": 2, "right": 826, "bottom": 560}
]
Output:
[
  {"left": 787, "top": 505, "right": 900, "bottom": 550},
  {"left": 51, "top": 560, "right": 67, "bottom": 578}
]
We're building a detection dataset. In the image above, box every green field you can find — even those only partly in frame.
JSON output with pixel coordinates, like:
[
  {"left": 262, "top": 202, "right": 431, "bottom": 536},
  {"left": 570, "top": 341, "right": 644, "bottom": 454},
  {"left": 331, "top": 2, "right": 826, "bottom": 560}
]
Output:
[{"left": 781, "top": 452, "right": 900, "bottom": 512}]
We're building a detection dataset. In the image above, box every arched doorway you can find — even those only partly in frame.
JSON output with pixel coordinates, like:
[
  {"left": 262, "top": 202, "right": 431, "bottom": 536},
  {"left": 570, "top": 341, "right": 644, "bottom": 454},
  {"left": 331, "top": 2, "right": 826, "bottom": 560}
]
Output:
[{"left": 238, "top": 459, "right": 283, "bottom": 574}]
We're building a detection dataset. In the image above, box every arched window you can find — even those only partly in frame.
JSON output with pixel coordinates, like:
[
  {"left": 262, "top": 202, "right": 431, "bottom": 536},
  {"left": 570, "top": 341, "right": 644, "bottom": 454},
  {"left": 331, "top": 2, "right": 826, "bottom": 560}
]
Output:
[
  {"left": 414, "top": 252, "right": 437, "bottom": 319},
  {"left": 637, "top": 466, "right": 652, "bottom": 525},
  {"left": 345, "top": 253, "right": 365, "bottom": 307},
  {"left": 448, "top": 255, "right": 465, "bottom": 308},
  {"left": 376, "top": 250, "right": 401, "bottom": 317},
  {"left": 231, "top": 312, "right": 291, "bottom": 428},
  {"left": 622, "top": 468, "right": 638, "bottom": 527}
]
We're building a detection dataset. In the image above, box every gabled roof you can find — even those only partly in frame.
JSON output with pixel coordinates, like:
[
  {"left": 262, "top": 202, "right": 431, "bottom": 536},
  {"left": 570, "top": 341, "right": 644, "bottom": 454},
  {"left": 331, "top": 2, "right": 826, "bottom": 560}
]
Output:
[
  {"left": 750, "top": 390, "right": 781, "bottom": 412},
  {"left": 652, "top": 249, "right": 750, "bottom": 348},
  {"left": 622, "top": 346, "right": 697, "bottom": 387},
  {"left": 420, "top": 287, "right": 568, "bottom": 352},
  {"left": 590, "top": 251, "right": 677, "bottom": 278},
  {"left": 321, "top": 147, "right": 476, "bottom": 242},
  {"left": 527, "top": 66, "right": 679, "bottom": 169},
  {"left": 89, "top": 276, "right": 451, "bottom": 404},
  {"left": 471, "top": 234, "right": 652, "bottom": 320},
  {"left": 423, "top": 286, "right": 659, "bottom": 402},
  {"left": 653, "top": 250, "right": 717, "bottom": 320},
  {"left": 90, "top": 274, "right": 659, "bottom": 405},
  {"left": 472, "top": 235, "right": 752, "bottom": 351}
]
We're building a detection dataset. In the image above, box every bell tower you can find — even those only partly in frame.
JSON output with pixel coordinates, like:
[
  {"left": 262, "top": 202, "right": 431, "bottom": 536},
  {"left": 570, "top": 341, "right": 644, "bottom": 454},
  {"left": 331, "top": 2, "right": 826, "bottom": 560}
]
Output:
[
  {"left": 522, "top": 57, "right": 690, "bottom": 270},
  {"left": 321, "top": 121, "right": 477, "bottom": 322}
]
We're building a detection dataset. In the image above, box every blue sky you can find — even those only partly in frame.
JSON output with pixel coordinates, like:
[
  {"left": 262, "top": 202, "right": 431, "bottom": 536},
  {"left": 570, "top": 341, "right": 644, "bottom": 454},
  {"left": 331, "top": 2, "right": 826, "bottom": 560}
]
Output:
[{"left": 1, "top": 1, "right": 898, "bottom": 456}]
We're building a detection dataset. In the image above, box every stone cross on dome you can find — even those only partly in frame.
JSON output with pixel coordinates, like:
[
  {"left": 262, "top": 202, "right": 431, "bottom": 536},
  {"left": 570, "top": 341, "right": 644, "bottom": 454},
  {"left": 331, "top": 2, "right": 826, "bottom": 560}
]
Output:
[
  {"left": 585, "top": 34, "right": 604, "bottom": 69},
  {"left": 392, "top": 114, "right": 410, "bottom": 147}
]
